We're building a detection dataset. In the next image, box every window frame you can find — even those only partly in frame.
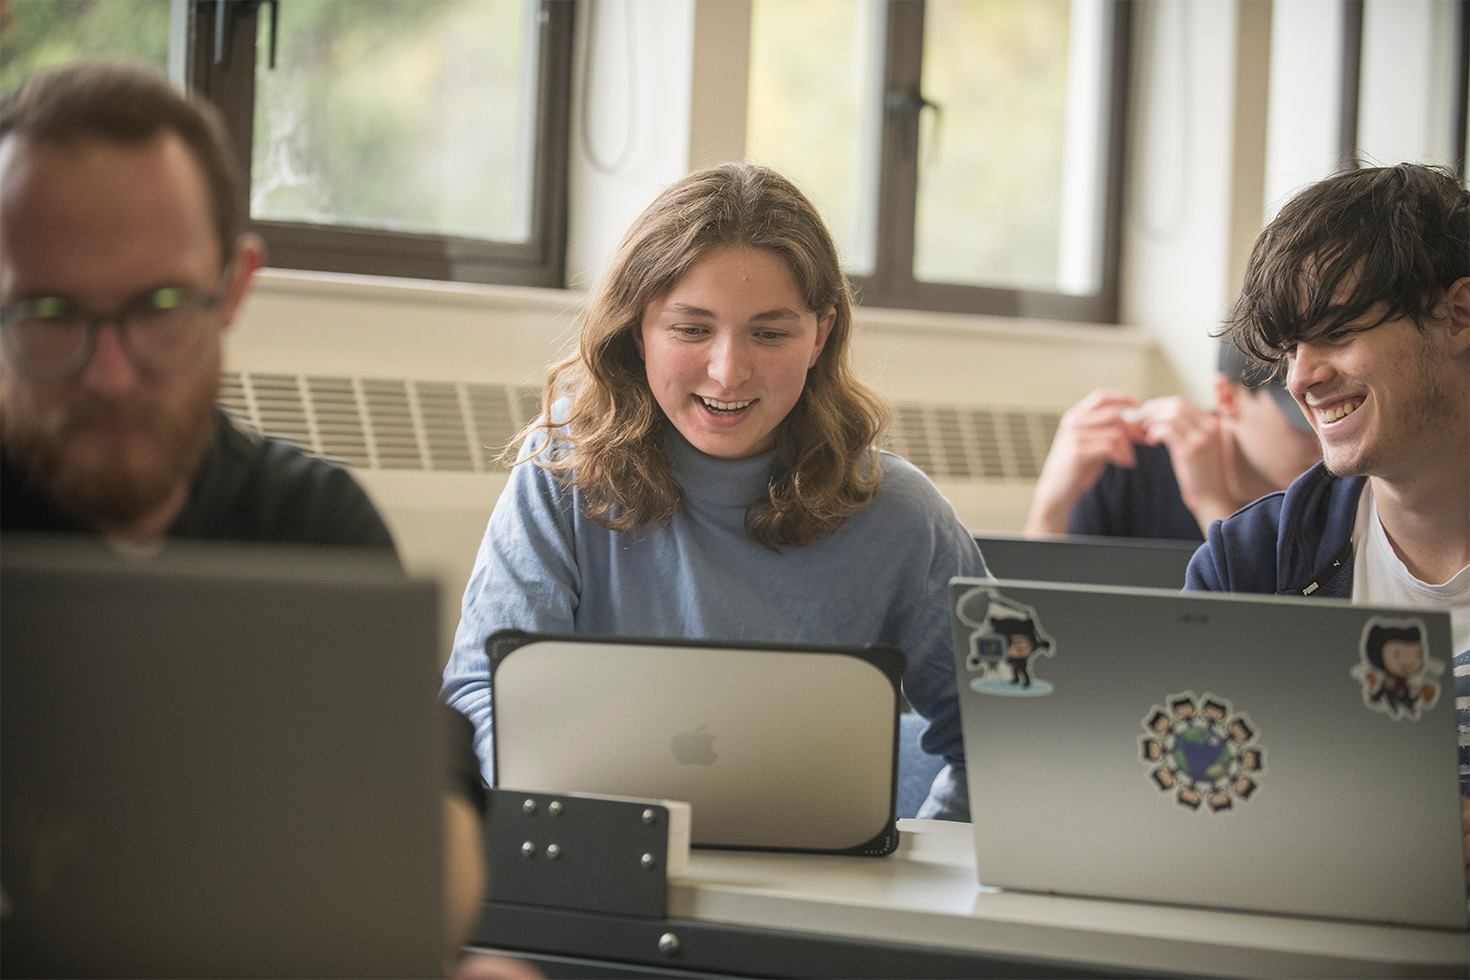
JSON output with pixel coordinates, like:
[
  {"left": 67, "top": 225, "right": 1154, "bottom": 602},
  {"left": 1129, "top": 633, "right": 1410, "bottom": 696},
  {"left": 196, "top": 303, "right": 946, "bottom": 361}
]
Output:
[
  {"left": 848, "top": 0, "right": 1132, "bottom": 322},
  {"left": 186, "top": 0, "right": 573, "bottom": 288}
]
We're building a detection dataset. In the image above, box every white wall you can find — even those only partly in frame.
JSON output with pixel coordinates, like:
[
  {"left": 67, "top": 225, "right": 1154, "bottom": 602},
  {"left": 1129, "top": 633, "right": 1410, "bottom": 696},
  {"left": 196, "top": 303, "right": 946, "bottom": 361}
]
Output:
[
  {"left": 566, "top": 0, "right": 696, "bottom": 290},
  {"left": 1264, "top": 0, "right": 1343, "bottom": 212}
]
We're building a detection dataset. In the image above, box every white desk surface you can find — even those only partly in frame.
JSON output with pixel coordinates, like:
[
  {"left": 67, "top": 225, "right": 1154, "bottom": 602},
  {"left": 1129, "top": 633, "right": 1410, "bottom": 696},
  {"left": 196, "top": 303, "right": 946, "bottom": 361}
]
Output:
[{"left": 667, "top": 819, "right": 1470, "bottom": 978}]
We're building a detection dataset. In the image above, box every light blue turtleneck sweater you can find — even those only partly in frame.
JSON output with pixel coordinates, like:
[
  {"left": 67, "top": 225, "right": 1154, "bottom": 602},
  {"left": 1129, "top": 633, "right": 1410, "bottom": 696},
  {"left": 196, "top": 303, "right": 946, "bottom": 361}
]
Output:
[{"left": 440, "top": 424, "right": 987, "bottom": 820}]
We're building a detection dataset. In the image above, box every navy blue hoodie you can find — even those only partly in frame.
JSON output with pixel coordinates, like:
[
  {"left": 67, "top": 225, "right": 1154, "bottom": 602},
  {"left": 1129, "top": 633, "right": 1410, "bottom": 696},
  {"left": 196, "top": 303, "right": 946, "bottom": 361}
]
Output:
[{"left": 1184, "top": 462, "right": 1365, "bottom": 598}]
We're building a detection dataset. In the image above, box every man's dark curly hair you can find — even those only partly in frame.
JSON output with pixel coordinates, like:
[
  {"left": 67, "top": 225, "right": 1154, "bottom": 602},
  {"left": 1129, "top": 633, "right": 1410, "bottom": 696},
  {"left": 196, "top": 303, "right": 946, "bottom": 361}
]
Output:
[{"left": 1224, "top": 164, "right": 1469, "bottom": 372}]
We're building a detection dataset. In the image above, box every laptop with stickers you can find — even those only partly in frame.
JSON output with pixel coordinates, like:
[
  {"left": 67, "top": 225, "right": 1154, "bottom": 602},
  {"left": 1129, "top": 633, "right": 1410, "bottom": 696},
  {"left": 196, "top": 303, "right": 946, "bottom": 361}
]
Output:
[
  {"left": 949, "top": 577, "right": 1467, "bottom": 930},
  {"left": 488, "top": 630, "right": 904, "bottom": 855},
  {"left": 970, "top": 532, "right": 1199, "bottom": 590}
]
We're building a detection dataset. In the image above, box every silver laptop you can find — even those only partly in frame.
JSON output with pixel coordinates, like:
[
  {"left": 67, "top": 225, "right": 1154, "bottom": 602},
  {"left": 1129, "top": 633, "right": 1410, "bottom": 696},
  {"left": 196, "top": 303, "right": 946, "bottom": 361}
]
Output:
[
  {"left": 949, "top": 576, "right": 1467, "bottom": 930},
  {"left": 972, "top": 532, "right": 1199, "bottom": 590},
  {"left": 489, "top": 630, "right": 903, "bottom": 855},
  {"left": 2, "top": 536, "right": 447, "bottom": 977}
]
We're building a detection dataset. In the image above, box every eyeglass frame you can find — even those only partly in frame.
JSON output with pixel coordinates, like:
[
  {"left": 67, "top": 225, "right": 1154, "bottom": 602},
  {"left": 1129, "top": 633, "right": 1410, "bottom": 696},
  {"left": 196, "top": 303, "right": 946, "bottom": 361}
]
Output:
[{"left": 0, "top": 270, "right": 233, "bottom": 381}]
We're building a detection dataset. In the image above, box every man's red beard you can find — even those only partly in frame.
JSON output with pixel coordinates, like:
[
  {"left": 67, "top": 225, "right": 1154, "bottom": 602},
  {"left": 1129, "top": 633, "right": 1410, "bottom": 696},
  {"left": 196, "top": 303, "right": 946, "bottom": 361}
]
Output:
[{"left": 1, "top": 378, "right": 218, "bottom": 531}]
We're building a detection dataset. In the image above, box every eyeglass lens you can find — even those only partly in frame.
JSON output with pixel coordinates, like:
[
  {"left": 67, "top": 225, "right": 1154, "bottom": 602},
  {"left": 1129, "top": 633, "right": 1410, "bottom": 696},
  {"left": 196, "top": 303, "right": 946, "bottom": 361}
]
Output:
[{"left": 3, "top": 288, "right": 215, "bottom": 375}]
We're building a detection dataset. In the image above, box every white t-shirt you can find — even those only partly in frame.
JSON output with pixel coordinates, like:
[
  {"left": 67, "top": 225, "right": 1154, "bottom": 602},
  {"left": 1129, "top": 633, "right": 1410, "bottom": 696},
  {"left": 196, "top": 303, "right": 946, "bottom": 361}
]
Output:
[{"left": 1352, "top": 484, "right": 1470, "bottom": 796}]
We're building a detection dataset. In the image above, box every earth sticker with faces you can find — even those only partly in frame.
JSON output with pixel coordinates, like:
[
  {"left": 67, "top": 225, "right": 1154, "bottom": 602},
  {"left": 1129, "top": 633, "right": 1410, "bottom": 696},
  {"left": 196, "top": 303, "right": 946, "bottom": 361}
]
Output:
[{"left": 1139, "top": 691, "right": 1264, "bottom": 814}]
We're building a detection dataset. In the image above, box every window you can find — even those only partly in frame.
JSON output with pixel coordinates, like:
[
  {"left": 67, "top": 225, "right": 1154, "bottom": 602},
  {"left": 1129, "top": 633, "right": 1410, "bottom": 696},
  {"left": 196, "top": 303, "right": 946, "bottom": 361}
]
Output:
[
  {"left": 3, "top": 0, "right": 572, "bottom": 289},
  {"left": 192, "top": 0, "right": 572, "bottom": 288},
  {"left": 747, "top": 0, "right": 1130, "bottom": 322}
]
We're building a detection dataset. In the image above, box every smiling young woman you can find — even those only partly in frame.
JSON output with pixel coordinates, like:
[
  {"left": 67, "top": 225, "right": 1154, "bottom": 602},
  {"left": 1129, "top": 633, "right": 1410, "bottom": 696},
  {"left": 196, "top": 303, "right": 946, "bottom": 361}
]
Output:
[
  {"left": 528, "top": 163, "right": 893, "bottom": 550},
  {"left": 440, "top": 163, "right": 990, "bottom": 822}
]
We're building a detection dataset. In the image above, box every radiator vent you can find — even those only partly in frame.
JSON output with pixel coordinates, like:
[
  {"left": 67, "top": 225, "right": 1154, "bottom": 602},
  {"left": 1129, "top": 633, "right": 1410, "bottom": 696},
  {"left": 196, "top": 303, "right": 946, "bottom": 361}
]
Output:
[{"left": 221, "top": 370, "right": 1058, "bottom": 482}]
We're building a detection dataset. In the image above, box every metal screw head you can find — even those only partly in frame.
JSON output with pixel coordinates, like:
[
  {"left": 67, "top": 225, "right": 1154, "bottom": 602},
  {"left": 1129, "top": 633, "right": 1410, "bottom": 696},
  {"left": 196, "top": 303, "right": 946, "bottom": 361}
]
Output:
[
  {"left": 545, "top": 843, "right": 561, "bottom": 860},
  {"left": 657, "top": 933, "right": 680, "bottom": 956},
  {"left": 641, "top": 807, "right": 658, "bottom": 825},
  {"left": 522, "top": 798, "right": 538, "bottom": 815},
  {"left": 548, "top": 800, "right": 563, "bottom": 816},
  {"left": 640, "top": 852, "right": 657, "bottom": 870},
  {"left": 520, "top": 841, "right": 536, "bottom": 858}
]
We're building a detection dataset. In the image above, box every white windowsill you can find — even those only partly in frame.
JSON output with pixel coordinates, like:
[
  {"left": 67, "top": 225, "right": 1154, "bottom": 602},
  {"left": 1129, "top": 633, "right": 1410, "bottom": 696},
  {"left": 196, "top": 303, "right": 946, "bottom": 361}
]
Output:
[{"left": 252, "top": 267, "right": 1153, "bottom": 350}]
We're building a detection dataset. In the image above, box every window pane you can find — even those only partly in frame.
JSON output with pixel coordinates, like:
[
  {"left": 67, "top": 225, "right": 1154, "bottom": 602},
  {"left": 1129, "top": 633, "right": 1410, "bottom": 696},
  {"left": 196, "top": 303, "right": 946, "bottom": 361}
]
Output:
[
  {"left": 915, "top": 0, "right": 1108, "bottom": 296},
  {"left": 251, "top": 0, "right": 539, "bottom": 242},
  {"left": 0, "top": 0, "right": 171, "bottom": 91},
  {"left": 747, "top": 0, "right": 881, "bottom": 274}
]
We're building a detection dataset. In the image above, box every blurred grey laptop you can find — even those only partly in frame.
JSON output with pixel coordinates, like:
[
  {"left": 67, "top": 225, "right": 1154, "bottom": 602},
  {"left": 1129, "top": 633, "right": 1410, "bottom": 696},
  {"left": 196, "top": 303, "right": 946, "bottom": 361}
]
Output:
[
  {"left": 1, "top": 536, "right": 446, "bottom": 977},
  {"left": 488, "top": 630, "right": 904, "bottom": 855},
  {"left": 949, "top": 576, "right": 1467, "bottom": 930},
  {"left": 972, "top": 532, "right": 1198, "bottom": 590}
]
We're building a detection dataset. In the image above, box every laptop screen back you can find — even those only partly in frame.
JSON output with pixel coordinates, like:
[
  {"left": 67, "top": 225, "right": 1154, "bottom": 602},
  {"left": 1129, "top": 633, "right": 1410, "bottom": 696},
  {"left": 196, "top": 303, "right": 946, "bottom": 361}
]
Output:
[
  {"left": 972, "top": 533, "right": 1198, "bottom": 590},
  {"left": 2, "top": 537, "right": 446, "bottom": 977},
  {"left": 949, "top": 577, "right": 1467, "bottom": 930},
  {"left": 489, "top": 630, "right": 903, "bottom": 855}
]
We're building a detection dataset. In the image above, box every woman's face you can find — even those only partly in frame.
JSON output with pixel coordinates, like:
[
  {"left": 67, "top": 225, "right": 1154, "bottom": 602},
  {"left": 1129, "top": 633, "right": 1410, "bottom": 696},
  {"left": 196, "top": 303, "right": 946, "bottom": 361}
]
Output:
[{"left": 636, "top": 245, "right": 833, "bottom": 461}]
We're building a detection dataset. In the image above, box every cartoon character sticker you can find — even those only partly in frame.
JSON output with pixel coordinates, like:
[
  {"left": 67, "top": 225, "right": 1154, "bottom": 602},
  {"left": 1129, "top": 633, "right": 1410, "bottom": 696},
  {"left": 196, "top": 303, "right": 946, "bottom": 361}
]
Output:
[
  {"left": 1351, "top": 616, "right": 1443, "bottom": 721},
  {"left": 1139, "top": 691, "right": 1264, "bottom": 814},
  {"left": 954, "top": 585, "right": 1057, "bottom": 696}
]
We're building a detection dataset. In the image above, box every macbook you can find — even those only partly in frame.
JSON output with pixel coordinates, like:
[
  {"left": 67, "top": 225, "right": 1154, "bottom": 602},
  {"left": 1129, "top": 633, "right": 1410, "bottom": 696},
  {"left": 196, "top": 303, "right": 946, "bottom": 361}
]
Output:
[{"left": 488, "top": 630, "right": 904, "bottom": 855}]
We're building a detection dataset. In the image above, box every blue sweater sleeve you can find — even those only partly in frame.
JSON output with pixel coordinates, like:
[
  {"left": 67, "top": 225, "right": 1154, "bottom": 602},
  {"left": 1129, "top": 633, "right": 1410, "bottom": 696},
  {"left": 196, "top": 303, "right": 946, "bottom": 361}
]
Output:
[
  {"left": 889, "top": 468, "right": 989, "bottom": 821},
  {"left": 440, "top": 431, "right": 581, "bottom": 781},
  {"left": 902, "top": 524, "right": 987, "bottom": 757}
]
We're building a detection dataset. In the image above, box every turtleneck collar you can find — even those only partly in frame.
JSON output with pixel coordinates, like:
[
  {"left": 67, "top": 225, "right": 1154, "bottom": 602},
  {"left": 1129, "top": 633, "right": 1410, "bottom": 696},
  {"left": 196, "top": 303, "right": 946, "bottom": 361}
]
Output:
[{"left": 666, "top": 428, "right": 776, "bottom": 508}]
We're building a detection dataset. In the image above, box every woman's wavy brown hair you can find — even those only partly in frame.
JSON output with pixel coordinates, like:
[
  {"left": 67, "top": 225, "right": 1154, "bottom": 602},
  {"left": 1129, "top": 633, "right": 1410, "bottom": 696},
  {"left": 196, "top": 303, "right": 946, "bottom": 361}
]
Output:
[{"left": 518, "top": 163, "right": 890, "bottom": 550}]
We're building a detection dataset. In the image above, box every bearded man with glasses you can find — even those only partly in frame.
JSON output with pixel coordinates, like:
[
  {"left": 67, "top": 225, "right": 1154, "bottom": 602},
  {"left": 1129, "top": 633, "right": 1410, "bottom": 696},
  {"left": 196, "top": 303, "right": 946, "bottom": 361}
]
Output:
[
  {"left": 0, "top": 61, "right": 531, "bottom": 977},
  {"left": 0, "top": 59, "right": 392, "bottom": 548}
]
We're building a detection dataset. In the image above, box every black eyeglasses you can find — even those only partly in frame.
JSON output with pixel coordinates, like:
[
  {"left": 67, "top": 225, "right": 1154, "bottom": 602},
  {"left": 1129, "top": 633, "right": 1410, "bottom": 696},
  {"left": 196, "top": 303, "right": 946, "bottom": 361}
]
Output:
[{"left": 0, "top": 282, "right": 226, "bottom": 380}]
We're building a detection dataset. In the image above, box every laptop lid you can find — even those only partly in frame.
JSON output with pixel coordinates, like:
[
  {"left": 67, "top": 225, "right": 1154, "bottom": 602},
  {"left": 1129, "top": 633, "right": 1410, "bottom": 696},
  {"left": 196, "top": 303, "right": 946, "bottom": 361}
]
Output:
[
  {"left": 488, "top": 630, "right": 903, "bottom": 855},
  {"left": 949, "top": 577, "right": 1467, "bottom": 930},
  {"left": 971, "top": 532, "right": 1199, "bottom": 590},
  {"left": 1, "top": 536, "right": 447, "bottom": 977}
]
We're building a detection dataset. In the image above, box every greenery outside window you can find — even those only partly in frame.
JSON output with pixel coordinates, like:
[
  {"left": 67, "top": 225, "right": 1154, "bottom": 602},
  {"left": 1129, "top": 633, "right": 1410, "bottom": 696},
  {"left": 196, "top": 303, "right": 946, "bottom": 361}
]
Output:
[{"left": 0, "top": 0, "right": 173, "bottom": 90}]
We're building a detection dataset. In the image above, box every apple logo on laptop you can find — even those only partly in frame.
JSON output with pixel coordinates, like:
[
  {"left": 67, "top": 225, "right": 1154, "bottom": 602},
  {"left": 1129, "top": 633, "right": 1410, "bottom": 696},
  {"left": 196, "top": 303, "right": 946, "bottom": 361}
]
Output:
[{"left": 670, "top": 724, "right": 718, "bottom": 765}]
